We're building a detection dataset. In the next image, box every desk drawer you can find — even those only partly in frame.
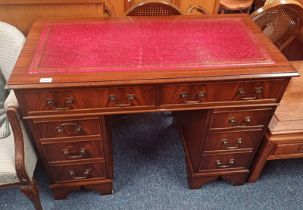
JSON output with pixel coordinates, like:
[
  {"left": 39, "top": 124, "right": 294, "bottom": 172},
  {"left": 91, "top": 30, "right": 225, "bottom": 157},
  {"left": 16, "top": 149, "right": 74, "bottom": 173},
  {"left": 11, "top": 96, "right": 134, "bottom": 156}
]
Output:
[
  {"left": 199, "top": 152, "right": 251, "bottom": 171},
  {"left": 34, "top": 118, "right": 101, "bottom": 140},
  {"left": 50, "top": 161, "right": 106, "bottom": 182},
  {"left": 42, "top": 140, "right": 104, "bottom": 162},
  {"left": 160, "top": 80, "right": 284, "bottom": 106},
  {"left": 205, "top": 130, "right": 262, "bottom": 152},
  {"left": 20, "top": 86, "right": 155, "bottom": 113},
  {"left": 210, "top": 108, "right": 273, "bottom": 129},
  {"left": 273, "top": 143, "right": 303, "bottom": 156}
]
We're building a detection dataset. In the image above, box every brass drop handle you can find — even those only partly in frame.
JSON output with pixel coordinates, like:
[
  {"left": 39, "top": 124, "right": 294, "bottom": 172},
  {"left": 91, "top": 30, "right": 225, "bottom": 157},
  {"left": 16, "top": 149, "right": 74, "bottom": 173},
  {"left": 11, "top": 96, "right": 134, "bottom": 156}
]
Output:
[
  {"left": 56, "top": 122, "right": 82, "bottom": 133},
  {"left": 228, "top": 117, "right": 252, "bottom": 127},
  {"left": 216, "top": 159, "right": 235, "bottom": 168},
  {"left": 69, "top": 169, "right": 91, "bottom": 180},
  {"left": 108, "top": 94, "right": 136, "bottom": 107},
  {"left": 63, "top": 147, "right": 86, "bottom": 159},
  {"left": 222, "top": 138, "right": 243, "bottom": 149},
  {"left": 238, "top": 87, "right": 263, "bottom": 100},
  {"left": 180, "top": 91, "right": 206, "bottom": 104},
  {"left": 46, "top": 96, "right": 74, "bottom": 110}
]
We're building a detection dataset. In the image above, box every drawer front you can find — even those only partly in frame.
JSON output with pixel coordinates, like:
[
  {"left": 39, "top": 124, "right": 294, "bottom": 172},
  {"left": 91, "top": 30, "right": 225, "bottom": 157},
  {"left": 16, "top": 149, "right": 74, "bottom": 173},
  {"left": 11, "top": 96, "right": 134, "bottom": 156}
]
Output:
[
  {"left": 20, "top": 86, "right": 155, "bottom": 113},
  {"left": 50, "top": 162, "right": 106, "bottom": 182},
  {"left": 34, "top": 118, "right": 101, "bottom": 139},
  {"left": 210, "top": 108, "right": 273, "bottom": 129},
  {"left": 160, "top": 80, "right": 284, "bottom": 106},
  {"left": 274, "top": 143, "right": 303, "bottom": 156},
  {"left": 42, "top": 140, "right": 104, "bottom": 162},
  {"left": 199, "top": 152, "right": 252, "bottom": 171},
  {"left": 205, "top": 130, "right": 262, "bottom": 152}
]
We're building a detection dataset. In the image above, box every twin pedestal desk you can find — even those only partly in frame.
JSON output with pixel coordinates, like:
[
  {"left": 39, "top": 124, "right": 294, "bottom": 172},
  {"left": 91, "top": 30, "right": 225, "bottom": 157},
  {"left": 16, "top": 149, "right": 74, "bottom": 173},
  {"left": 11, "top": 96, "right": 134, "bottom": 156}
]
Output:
[{"left": 8, "top": 15, "right": 298, "bottom": 199}]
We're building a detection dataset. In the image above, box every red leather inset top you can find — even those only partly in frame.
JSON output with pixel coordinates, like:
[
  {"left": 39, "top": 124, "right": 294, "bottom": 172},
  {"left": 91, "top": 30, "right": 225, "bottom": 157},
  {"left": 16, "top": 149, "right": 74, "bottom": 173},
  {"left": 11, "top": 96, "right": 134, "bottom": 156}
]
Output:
[{"left": 29, "top": 18, "right": 273, "bottom": 74}]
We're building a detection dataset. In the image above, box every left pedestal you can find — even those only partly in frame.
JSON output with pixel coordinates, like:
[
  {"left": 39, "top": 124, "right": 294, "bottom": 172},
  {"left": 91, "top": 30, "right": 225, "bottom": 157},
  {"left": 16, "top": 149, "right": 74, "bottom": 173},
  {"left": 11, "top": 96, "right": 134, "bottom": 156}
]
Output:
[{"left": 25, "top": 114, "right": 113, "bottom": 199}]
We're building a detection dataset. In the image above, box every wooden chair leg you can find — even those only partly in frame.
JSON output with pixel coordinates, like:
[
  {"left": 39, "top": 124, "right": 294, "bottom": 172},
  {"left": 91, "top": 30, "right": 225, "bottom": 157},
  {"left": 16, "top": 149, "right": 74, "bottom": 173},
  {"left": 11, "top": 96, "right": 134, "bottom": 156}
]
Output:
[{"left": 20, "top": 179, "right": 43, "bottom": 210}]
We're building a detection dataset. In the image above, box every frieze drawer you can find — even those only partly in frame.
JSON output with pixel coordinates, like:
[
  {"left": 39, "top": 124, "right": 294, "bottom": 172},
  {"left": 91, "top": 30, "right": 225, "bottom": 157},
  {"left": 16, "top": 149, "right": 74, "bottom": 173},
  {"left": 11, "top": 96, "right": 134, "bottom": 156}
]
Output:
[
  {"left": 160, "top": 79, "right": 285, "bottom": 106},
  {"left": 19, "top": 86, "right": 155, "bottom": 114}
]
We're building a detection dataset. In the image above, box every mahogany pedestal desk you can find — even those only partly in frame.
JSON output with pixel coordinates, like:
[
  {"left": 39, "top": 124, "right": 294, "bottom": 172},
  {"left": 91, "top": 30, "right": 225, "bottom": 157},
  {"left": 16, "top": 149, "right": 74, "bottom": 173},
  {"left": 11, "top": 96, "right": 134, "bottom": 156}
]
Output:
[
  {"left": 7, "top": 15, "right": 298, "bottom": 199},
  {"left": 249, "top": 61, "right": 303, "bottom": 182}
]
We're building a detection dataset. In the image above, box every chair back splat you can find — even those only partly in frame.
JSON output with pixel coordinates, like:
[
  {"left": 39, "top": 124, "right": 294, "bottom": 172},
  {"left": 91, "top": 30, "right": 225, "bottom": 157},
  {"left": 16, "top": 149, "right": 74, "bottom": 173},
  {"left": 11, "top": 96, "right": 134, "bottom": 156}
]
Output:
[
  {"left": 125, "top": 1, "right": 182, "bottom": 16},
  {"left": 251, "top": 0, "right": 303, "bottom": 50}
]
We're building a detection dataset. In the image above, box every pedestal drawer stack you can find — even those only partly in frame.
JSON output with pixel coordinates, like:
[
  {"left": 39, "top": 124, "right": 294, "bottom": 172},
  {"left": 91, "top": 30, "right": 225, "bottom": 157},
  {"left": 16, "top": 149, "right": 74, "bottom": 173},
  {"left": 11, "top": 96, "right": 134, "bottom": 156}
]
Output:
[
  {"left": 29, "top": 115, "right": 113, "bottom": 199},
  {"left": 174, "top": 80, "right": 283, "bottom": 189}
]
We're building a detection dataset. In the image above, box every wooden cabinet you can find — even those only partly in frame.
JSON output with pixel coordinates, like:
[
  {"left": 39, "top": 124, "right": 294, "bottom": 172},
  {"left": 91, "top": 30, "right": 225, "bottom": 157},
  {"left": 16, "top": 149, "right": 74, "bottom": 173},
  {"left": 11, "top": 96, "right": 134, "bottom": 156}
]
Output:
[
  {"left": 0, "top": 0, "right": 106, "bottom": 35},
  {"left": 249, "top": 61, "right": 303, "bottom": 182},
  {"left": 8, "top": 16, "right": 297, "bottom": 198},
  {"left": 177, "top": 0, "right": 220, "bottom": 14},
  {"left": 124, "top": 0, "right": 220, "bottom": 14},
  {"left": 0, "top": 0, "right": 220, "bottom": 35}
]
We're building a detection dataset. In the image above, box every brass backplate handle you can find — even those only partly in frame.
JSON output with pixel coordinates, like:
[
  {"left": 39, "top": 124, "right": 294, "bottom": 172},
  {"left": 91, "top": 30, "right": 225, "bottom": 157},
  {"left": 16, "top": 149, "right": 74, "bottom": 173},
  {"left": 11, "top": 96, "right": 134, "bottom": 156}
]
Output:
[
  {"left": 222, "top": 138, "right": 243, "bottom": 149},
  {"left": 56, "top": 122, "right": 82, "bottom": 133},
  {"left": 109, "top": 94, "right": 136, "bottom": 107},
  {"left": 46, "top": 96, "right": 74, "bottom": 110},
  {"left": 238, "top": 86, "right": 263, "bottom": 100},
  {"left": 216, "top": 159, "right": 235, "bottom": 168},
  {"left": 229, "top": 117, "right": 252, "bottom": 127},
  {"left": 69, "top": 168, "right": 91, "bottom": 180},
  {"left": 63, "top": 147, "right": 86, "bottom": 159},
  {"left": 180, "top": 91, "right": 206, "bottom": 104}
]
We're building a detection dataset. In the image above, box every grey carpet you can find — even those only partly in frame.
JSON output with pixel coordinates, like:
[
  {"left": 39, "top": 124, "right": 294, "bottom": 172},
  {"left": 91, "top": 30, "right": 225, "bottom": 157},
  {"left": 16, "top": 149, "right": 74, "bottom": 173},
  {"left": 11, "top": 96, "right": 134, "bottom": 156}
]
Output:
[{"left": 1, "top": 113, "right": 303, "bottom": 210}]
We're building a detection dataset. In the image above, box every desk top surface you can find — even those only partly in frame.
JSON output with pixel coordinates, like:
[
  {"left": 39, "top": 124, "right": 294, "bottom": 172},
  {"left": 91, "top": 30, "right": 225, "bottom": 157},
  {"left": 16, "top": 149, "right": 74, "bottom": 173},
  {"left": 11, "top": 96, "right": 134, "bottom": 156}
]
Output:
[
  {"left": 29, "top": 17, "right": 272, "bottom": 74},
  {"left": 8, "top": 15, "right": 297, "bottom": 89}
]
